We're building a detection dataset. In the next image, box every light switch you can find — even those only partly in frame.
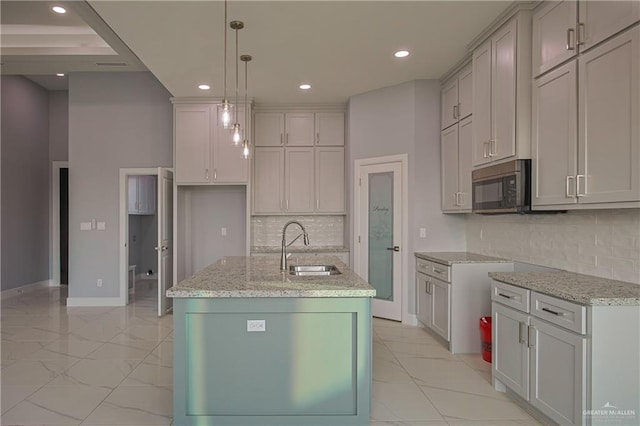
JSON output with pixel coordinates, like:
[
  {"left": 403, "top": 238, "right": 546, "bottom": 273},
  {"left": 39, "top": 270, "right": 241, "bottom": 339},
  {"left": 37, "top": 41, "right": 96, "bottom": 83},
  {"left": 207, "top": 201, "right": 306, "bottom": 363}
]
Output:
[
  {"left": 221, "top": 227, "right": 227, "bottom": 236},
  {"left": 97, "top": 221, "right": 106, "bottom": 231},
  {"left": 419, "top": 228, "right": 427, "bottom": 238},
  {"left": 80, "top": 222, "right": 92, "bottom": 231}
]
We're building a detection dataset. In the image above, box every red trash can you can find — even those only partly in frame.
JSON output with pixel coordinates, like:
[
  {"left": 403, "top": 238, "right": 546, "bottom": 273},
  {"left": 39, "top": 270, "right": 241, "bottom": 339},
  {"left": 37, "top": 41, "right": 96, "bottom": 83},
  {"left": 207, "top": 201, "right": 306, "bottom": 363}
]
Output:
[{"left": 480, "top": 316, "right": 492, "bottom": 363}]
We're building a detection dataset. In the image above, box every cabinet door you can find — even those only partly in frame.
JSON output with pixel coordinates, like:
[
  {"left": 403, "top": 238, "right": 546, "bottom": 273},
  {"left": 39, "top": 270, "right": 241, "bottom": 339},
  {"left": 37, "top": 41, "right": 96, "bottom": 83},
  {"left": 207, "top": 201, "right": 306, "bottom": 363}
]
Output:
[
  {"left": 532, "top": 0, "right": 578, "bottom": 77},
  {"left": 532, "top": 61, "right": 578, "bottom": 207},
  {"left": 315, "top": 147, "right": 345, "bottom": 213},
  {"left": 315, "top": 113, "right": 345, "bottom": 146},
  {"left": 472, "top": 39, "right": 492, "bottom": 166},
  {"left": 430, "top": 278, "right": 450, "bottom": 342},
  {"left": 441, "top": 125, "right": 459, "bottom": 211},
  {"left": 128, "top": 176, "right": 138, "bottom": 214},
  {"left": 457, "top": 116, "right": 473, "bottom": 210},
  {"left": 530, "top": 318, "right": 586, "bottom": 426},
  {"left": 458, "top": 65, "right": 473, "bottom": 119},
  {"left": 253, "top": 148, "right": 284, "bottom": 214},
  {"left": 579, "top": 0, "right": 640, "bottom": 52},
  {"left": 441, "top": 78, "right": 459, "bottom": 130},
  {"left": 254, "top": 113, "right": 284, "bottom": 146},
  {"left": 285, "top": 113, "right": 314, "bottom": 146},
  {"left": 214, "top": 108, "right": 249, "bottom": 183},
  {"left": 491, "top": 19, "right": 517, "bottom": 162},
  {"left": 416, "top": 272, "right": 432, "bottom": 328},
  {"left": 174, "top": 105, "right": 212, "bottom": 184},
  {"left": 578, "top": 27, "right": 640, "bottom": 204},
  {"left": 285, "top": 148, "right": 314, "bottom": 212},
  {"left": 492, "top": 303, "right": 530, "bottom": 400}
]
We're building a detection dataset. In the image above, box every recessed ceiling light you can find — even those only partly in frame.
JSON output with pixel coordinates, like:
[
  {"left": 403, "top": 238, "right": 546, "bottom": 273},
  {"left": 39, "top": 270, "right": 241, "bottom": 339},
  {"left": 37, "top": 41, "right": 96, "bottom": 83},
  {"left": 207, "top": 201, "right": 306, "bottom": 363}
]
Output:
[
  {"left": 198, "top": 84, "right": 211, "bottom": 90},
  {"left": 52, "top": 6, "right": 67, "bottom": 14},
  {"left": 56, "top": 73, "right": 65, "bottom": 77},
  {"left": 299, "top": 84, "right": 311, "bottom": 90},
  {"left": 394, "top": 50, "right": 410, "bottom": 58}
]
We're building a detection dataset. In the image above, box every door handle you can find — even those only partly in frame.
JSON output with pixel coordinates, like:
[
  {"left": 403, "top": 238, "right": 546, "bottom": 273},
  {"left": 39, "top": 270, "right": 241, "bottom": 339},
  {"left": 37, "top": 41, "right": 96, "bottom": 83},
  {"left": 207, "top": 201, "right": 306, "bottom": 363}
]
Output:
[{"left": 386, "top": 246, "right": 400, "bottom": 252}]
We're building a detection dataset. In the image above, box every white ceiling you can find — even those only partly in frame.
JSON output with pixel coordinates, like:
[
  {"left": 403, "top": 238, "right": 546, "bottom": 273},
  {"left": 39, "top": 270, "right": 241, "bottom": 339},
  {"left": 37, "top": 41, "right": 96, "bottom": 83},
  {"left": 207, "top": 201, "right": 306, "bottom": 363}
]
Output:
[{"left": 2, "top": 1, "right": 513, "bottom": 103}]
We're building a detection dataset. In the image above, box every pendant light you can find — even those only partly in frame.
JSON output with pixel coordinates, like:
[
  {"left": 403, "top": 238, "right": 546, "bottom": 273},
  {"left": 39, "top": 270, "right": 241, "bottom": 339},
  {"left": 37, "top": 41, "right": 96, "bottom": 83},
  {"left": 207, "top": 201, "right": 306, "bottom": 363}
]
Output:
[
  {"left": 241, "top": 54, "right": 252, "bottom": 159},
  {"left": 217, "top": 0, "right": 233, "bottom": 129},
  {"left": 230, "top": 20, "right": 244, "bottom": 146}
]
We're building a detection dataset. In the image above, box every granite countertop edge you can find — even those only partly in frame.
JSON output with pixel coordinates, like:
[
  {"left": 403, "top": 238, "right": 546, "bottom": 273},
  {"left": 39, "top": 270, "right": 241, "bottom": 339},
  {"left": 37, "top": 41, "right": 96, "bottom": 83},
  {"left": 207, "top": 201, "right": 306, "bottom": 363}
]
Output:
[
  {"left": 415, "top": 251, "right": 511, "bottom": 265},
  {"left": 489, "top": 271, "right": 640, "bottom": 306}
]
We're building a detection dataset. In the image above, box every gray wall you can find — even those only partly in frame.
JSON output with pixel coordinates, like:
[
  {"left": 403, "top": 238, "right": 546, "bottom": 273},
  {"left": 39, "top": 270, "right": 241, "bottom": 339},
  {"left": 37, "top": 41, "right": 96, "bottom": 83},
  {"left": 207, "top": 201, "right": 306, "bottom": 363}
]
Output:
[
  {"left": 49, "top": 91, "right": 69, "bottom": 162},
  {"left": 68, "top": 72, "right": 172, "bottom": 298},
  {"left": 1, "top": 76, "right": 51, "bottom": 291},
  {"left": 347, "top": 80, "right": 466, "bottom": 316}
]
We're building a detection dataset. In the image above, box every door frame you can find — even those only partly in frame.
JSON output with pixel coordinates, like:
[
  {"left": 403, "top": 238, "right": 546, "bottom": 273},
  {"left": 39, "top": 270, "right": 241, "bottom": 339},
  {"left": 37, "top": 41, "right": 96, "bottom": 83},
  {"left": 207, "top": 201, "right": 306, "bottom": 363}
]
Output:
[
  {"left": 353, "top": 154, "right": 409, "bottom": 323},
  {"left": 118, "top": 167, "right": 160, "bottom": 306},
  {"left": 51, "top": 161, "right": 69, "bottom": 287}
]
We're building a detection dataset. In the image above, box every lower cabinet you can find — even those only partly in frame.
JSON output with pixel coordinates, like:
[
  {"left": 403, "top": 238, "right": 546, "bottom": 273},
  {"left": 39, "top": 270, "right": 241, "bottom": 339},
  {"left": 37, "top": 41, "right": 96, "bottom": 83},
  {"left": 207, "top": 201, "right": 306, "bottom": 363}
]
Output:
[
  {"left": 430, "top": 277, "right": 451, "bottom": 341},
  {"left": 492, "top": 280, "right": 639, "bottom": 425}
]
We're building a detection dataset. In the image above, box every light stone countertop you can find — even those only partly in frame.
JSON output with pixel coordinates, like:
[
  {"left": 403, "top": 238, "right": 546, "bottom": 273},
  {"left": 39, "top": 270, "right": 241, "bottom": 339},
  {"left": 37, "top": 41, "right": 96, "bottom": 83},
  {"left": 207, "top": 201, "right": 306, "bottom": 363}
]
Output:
[
  {"left": 489, "top": 271, "right": 640, "bottom": 306},
  {"left": 251, "top": 245, "right": 349, "bottom": 254},
  {"left": 415, "top": 252, "right": 511, "bottom": 265},
  {"left": 167, "top": 255, "right": 375, "bottom": 298}
]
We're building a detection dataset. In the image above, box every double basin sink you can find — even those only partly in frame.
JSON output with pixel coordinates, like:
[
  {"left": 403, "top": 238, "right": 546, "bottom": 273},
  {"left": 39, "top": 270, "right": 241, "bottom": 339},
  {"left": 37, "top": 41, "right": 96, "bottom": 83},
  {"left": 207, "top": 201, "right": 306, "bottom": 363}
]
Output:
[{"left": 289, "top": 265, "right": 341, "bottom": 276}]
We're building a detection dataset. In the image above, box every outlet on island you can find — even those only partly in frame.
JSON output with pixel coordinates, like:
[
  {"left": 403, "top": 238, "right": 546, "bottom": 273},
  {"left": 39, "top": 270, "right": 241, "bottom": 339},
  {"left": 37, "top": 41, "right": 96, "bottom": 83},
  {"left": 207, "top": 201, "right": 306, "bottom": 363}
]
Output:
[{"left": 247, "top": 319, "right": 266, "bottom": 332}]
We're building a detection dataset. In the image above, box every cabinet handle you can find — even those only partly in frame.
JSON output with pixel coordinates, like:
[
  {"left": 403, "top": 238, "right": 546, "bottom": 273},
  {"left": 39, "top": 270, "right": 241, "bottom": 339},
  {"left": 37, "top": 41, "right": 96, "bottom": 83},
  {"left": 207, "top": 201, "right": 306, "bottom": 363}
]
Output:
[
  {"left": 541, "top": 307, "right": 565, "bottom": 316},
  {"left": 214, "top": 168, "right": 217, "bottom": 181},
  {"left": 518, "top": 322, "right": 527, "bottom": 344},
  {"left": 316, "top": 132, "right": 320, "bottom": 144},
  {"left": 205, "top": 168, "right": 209, "bottom": 180},
  {"left": 316, "top": 199, "right": 319, "bottom": 210},
  {"left": 566, "top": 176, "right": 576, "bottom": 198},
  {"left": 433, "top": 267, "right": 446, "bottom": 274},
  {"left": 426, "top": 281, "right": 431, "bottom": 294},
  {"left": 483, "top": 141, "right": 489, "bottom": 159},
  {"left": 566, "top": 28, "right": 575, "bottom": 51},
  {"left": 576, "top": 174, "right": 586, "bottom": 197},
  {"left": 489, "top": 140, "right": 497, "bottom": 157},
  {"left": 453, "top": 105, "right": 458, "bottom": 119},
  {"left": 577, "top": 22, "right": 585, "bottom": 46},
  {"left": 280, "top": 199, "right": 283, "bottom": 210},
  {"left": 286, "top": 133, "right": 289, "bottom": 145},
  {"left": 286, "top": 199, "right": 289, "bottom": 210},
  {"left": 498, "top": 292, "right": 514, "bottom": 300},
  {"left": 280, "top": 133, "right": 284, "bottom": 145},
  {"left": 528, "top": 325, "right": 536, "bottom": 348}
]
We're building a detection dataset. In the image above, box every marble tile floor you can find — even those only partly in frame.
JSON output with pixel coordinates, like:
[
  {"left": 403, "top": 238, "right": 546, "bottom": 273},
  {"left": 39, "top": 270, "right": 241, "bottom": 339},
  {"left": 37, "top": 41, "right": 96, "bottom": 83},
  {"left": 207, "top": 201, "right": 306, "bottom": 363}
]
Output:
[{"left": 1, "top": 284, "right": 542, "bottom": 425}]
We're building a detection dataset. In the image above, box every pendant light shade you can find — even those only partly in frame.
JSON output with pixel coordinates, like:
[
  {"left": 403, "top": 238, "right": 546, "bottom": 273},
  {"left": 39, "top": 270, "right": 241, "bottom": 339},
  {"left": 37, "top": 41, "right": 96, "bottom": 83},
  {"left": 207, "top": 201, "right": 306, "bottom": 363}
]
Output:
[
  {"left": 241, "top": 54, "right": 252, "bottom": 159},
  {"left": 218, "top": 0, "right": 234, "bottom": 129}
]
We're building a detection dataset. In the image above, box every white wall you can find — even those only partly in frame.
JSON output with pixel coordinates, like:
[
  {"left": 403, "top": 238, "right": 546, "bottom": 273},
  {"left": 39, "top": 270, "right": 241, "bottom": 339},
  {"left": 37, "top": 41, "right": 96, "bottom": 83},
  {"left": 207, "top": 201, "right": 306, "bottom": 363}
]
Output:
[
  {"left": 347, "top": 80, "right": 466, "bottom": 317},
  {"left": 68, "top": 72, "right": 172, "bottom": 299},
  {"left": 1, "top": 76, "right": 51, "bottom": 291},
  {"left": 467, "top": 209, "right": 640, "bottom": 284},
  {"left": 49, "top": 91, "right": 68, "bottom": 162}
]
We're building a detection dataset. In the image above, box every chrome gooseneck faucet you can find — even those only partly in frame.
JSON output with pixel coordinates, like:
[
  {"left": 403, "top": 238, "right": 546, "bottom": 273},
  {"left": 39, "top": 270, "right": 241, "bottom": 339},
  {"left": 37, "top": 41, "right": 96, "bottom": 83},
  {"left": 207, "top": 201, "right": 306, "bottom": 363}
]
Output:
[{"left": 280, "top": 220, "right": 310, "bottom": 271}]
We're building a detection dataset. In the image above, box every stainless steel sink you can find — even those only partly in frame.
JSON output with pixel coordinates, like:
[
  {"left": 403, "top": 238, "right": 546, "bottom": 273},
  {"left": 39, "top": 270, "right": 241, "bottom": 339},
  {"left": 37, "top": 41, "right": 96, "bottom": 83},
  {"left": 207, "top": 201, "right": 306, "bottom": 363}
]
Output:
[{"left": 289, "top": 265, "right": 342, "bottom": 276}]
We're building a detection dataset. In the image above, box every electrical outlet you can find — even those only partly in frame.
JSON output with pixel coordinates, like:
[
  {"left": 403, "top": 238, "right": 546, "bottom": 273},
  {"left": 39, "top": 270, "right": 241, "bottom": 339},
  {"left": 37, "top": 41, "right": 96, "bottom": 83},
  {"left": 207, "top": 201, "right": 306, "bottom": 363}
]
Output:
[
  {"left": 221, "top": 227, "right": 227, "bottom": 236},
  {"left": 247, "top": 319, "right": 266, "bottom": 332},
  {"left": 97, "top": 278, "right": 103, "bottom": 287},
  {"left": 419, "top": 228, "right": 427, "bottom": 238}
]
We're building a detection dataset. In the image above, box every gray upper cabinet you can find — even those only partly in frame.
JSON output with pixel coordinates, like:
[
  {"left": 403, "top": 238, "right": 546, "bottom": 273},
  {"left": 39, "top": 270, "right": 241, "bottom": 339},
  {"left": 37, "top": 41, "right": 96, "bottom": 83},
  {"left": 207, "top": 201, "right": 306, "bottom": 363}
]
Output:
[
  {"left": 441, "top": 65, "right": 473, "bottom": 131},
  {"left": 284, "top": 113, "right": 315, "bottom": 146},
  {"left": 441, "top": 116, "right": 472, "bottom": 213},
  {"left": 315, "top": 113, "right": 345, "bottom": 146},
  {"left": 532, "top": 0, "right": 578, "bottom": 77},
  {"left": 253, "top": 113, "right": 284, "bottom": 146},
  {"left": 578, "top": 0, "right": 640, "bottom": 52}
]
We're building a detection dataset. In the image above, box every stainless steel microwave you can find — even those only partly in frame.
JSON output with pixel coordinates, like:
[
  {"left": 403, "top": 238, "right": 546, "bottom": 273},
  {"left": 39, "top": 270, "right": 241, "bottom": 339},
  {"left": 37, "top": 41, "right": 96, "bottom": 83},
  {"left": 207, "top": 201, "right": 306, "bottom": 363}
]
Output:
[{"left": 472, "top": 159, "right": 531, "bottom": 214}]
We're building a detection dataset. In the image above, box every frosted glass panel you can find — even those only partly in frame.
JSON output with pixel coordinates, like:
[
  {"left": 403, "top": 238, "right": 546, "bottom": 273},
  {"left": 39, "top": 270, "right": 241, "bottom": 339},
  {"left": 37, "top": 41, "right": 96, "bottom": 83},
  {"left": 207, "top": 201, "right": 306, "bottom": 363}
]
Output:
[{"left": 368, "top": 172, "right": 393, "bottom": 301}]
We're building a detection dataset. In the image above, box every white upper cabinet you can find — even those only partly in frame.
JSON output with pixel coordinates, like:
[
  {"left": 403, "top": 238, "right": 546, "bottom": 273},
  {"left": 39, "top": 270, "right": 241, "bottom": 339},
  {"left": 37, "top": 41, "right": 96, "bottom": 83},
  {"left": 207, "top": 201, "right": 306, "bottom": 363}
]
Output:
[
  {"left": 174, "top": 103, "right": 250, "bottom": 185},
  {"left": 532, "top": 0, "right": 578, "bottom": 77},
  {"left": 532, "top": 61, "right": 578, "bottom": 207},
  {"left": 578, "top": 0, "right": 640, "bottom": 51},
  {"left": 472, "top": 13, "right": 532, "bottom": 167},
  {"left": 578, "top": 26, "right": 640, "bottom": 204},
  {"left": 285, "top": 148, "right": 314, "bottom": 212},
  {"left": 315, "top": 147, "right": 345, "bottom": 213},
  {"left": 441, "top": 65, "right": 473, "bottom": 131},
  {"left": 285, "top": 113, "right": 315, "bottom": 146},
  {"left": 128, "top": 175, "right": 156, "bottom": 215},
  {"left": 253, "top": 148, "right": 284, "bottom": 214},
  {"left": 174, "top": 105, "right": 211, "bottom": 184},
  {"left": 441, "top": 117, "right": 472, "bottom": 213},
  {"left": 315, "top": 113, "right": 345, "bottom": 146},
  {"left": 253, "top": 113, "right": 284, "bottom": 146}
]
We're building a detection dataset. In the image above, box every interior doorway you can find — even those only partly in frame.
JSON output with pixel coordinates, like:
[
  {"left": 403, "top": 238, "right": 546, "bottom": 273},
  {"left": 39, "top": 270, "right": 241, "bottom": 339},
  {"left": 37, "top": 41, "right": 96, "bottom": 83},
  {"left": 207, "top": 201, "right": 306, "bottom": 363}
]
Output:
[
  {"left": 354, "top": 154, "right": 408, "bottom": 322},
  {"left": 51, "top": 161, "right": 69, "bottom": 287}
]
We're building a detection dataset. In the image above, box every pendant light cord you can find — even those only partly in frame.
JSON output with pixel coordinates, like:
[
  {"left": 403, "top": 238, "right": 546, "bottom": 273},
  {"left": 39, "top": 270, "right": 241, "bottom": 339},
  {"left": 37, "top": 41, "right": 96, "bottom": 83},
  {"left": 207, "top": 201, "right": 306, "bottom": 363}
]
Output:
[
  {"left": 235, "top": 24, "right": 239, "bottom": 124},
  {"left": 223, "top": 0, "right": 228, "bottom": 101}
]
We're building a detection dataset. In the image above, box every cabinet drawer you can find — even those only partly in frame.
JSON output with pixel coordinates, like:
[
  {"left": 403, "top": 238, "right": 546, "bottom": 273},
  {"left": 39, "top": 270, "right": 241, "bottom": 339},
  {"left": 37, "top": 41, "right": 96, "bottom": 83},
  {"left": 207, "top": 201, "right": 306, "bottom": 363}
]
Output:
[
  {"left": 531, "top": 292, "right": 587, "bottom": 335},
  {"left": 491, "top": 281, "right": 530, "bottom": 313},
  {"left": 416, "top": 258, "right": 450, "bottom": 282}
]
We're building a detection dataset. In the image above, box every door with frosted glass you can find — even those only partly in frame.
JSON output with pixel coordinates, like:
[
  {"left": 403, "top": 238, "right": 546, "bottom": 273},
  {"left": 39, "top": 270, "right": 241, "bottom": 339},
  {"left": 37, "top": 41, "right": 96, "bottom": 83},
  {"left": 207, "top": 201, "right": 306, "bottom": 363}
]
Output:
[{"left": 359, "top": 162, "right": 402, "bottom": 320}]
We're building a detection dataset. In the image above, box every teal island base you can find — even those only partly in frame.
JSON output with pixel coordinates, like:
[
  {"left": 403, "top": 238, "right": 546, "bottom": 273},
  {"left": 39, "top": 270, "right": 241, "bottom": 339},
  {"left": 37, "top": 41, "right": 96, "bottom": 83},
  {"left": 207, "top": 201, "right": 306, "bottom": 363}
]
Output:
[{"left": 173, "top": 297, "right": 372, "bottom": 425}]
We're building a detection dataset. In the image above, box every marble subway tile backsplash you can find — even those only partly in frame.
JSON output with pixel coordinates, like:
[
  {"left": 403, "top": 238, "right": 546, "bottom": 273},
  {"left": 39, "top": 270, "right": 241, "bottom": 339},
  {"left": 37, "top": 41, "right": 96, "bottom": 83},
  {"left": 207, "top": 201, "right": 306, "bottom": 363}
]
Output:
[
  {"left": 466, "top": 209, "right": 640, "bottom": 284},
  {"left": 252, "top": 216, "right": 345, "bottom": 248}
]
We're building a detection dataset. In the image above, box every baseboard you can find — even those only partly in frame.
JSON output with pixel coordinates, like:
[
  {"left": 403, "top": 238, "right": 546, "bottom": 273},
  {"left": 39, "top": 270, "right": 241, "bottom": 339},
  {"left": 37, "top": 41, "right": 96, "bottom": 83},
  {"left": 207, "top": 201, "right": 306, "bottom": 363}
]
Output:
[
  {"left": 66, "top": 297, "right": 124, "bottom": 307},
  {"left": 1, "top": 279, "right": 52, "bottom": 299},
  {"left": 403, "top": 313, "right": 418, "bottom": 326}
]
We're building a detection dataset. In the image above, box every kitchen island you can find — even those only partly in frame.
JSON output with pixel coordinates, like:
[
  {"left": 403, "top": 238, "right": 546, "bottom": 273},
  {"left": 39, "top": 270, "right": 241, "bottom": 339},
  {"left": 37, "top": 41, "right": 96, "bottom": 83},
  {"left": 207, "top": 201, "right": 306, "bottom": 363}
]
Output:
[{"left": 167, "top": 256, "right": 376, "bottom": 426}]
